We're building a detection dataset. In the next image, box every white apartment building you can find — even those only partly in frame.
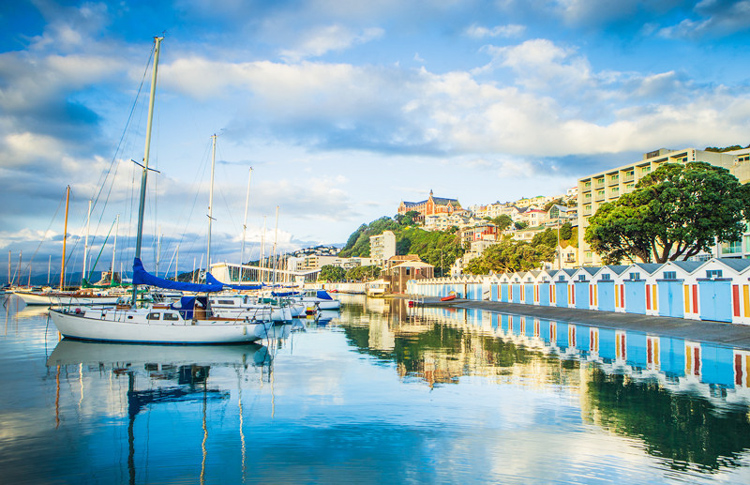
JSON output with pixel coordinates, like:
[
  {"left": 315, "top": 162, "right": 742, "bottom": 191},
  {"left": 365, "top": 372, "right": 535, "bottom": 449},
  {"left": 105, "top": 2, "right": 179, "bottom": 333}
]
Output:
[
  {"left": 369, "top": 230, "right": 397, "bottom": 265},
  {"left": 578, "top": 147, "right": 750, "bottom": 265}
]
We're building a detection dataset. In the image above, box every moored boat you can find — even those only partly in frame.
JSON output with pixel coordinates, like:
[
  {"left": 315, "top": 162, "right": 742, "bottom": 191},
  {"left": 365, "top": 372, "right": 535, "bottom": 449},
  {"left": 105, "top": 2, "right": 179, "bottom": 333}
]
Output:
[{"left": 47, "top": 37, "right": 273, "bottom": 345}]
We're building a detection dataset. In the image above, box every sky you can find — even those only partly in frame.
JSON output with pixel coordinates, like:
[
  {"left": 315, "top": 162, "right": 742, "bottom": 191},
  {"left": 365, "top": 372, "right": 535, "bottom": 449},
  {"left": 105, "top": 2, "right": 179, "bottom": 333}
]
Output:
[{"left": 1, "top": 0, "right": 750, "bottom": 281}]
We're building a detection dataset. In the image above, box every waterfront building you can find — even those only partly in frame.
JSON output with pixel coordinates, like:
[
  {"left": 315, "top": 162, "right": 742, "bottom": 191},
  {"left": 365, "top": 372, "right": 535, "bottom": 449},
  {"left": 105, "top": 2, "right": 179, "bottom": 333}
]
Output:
[
  {"left": 385, "top": 260, "right": 434, "bottom": 294},
  {"left": 398, "top": 190, "right": 461, "bottom": 220},
  {"left": 369, "top": 231, "right": 396, "bottom": 266},
  {"left": 578, "top": 147, "right": 750, "bottom": 266}
]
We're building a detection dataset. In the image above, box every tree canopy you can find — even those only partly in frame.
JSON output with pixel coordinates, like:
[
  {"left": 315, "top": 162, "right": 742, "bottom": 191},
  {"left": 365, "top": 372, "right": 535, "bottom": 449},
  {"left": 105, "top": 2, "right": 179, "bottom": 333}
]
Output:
[
  {"left": 464, "top": 238, "right": 554, "bottom": 274},
  {"left": 319, "top": 265, "right": 346, "bottom": 282},
  {"left": 585, "top": 162, "right": 750, "bottom": 264}
]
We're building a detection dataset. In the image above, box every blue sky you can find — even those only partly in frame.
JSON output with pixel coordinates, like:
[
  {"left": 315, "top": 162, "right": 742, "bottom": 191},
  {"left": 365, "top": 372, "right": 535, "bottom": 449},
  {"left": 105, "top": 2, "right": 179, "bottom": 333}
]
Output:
[{"left": 1, "top": 0, "right": 750, "bottom": 279}]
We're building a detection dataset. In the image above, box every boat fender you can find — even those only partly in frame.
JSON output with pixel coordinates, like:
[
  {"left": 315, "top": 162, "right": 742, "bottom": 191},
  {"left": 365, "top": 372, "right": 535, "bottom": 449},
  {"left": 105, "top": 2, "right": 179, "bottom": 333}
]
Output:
[{"left": 75, "top": 308, "right": 82, "bottom": 314}]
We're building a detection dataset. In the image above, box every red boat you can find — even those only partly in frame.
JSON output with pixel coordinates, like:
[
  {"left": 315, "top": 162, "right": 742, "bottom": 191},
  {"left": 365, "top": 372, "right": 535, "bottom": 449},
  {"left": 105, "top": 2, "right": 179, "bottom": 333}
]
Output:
[{"left": 440, "top": 294, "right": 456, "bottom": 301}]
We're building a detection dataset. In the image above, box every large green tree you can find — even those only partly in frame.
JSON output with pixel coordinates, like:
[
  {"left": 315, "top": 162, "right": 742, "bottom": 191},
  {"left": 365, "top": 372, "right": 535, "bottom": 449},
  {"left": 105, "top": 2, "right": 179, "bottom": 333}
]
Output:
[
  {"left": 585, "top": 162, "right": 750, "bottom": 264},
  {"left": 319, "top": 265, "right": 346, "bottom": 282},
  {"left": 345, "top": 265, "right": 381, "bottom": 281},
  {"left": 465, "top": 238, "right": 554, "bottom": 274}
]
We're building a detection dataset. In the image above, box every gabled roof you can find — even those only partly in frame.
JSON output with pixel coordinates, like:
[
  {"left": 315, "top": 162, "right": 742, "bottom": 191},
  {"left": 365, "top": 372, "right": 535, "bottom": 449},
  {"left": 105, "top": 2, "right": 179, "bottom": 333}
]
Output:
[
  {"left": 630, "top": 263, "right": 662, "bottom": 275},
  {"left": 713, "top": 258, "right": 750, "bottom": 273},
  {"left": 668, "top": 260, "right": 703, "bottom": 274},
  {"left": 580, "top": 266, "right": 600, "bottom": 276}
]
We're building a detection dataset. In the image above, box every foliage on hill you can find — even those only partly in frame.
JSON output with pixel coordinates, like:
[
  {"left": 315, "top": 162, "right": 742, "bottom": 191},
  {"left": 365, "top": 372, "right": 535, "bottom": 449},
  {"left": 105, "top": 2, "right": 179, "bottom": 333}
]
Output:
[
  {"left": 464, "top": 222, "right": 574, "bottom": 275},
  {"left": 338, "top": 213, "right": 464, "bottom": 276}
]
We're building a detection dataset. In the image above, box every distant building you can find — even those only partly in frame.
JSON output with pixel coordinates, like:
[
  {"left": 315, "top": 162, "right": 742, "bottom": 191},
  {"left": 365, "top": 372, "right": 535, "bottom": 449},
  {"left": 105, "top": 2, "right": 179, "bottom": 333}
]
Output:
[
  {"left": 369, "top": 231, "right": 397, "bottom": 266},
  {"left": 398, "top": 190, "right": 461, "bottom": 220}
]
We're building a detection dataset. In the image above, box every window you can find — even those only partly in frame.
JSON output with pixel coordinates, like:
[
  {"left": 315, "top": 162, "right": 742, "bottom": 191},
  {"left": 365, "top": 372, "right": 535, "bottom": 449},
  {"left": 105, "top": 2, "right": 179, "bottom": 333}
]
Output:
[
  {"left": 147, "top": 312, "right": 161, "bottom": 320},
  {"left": 706, "top": 269, "right": 723, "bottom": 279},
  {"left": 629, "top": 272, "right": 640, "bottom": 281},
  {"left": 600, "top": 274, "right": 611, "bottom": 281},
  {"left": 578, "top": 275, "right": 586, "bottom": 281},
  {"left": 163, "top": 313, "right": 179, "bottom": 321},
  {"left": 663, "top": 271, "right": 676, "bottom": 280},
  {"left": 218, "top": 300, "right": 235, "bottom": 305},
  {"left": 559, "top": 275, "right": 565, "bottom": 281},
  {"left": 722, "top": 240, "right": 742, "bottom": 254}
]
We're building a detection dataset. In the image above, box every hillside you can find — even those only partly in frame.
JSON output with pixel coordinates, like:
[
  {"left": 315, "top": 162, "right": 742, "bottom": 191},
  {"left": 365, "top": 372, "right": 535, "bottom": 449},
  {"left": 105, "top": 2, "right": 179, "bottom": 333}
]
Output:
[{"left": 338, "top": 215, "right": 464, "bottom": 276}]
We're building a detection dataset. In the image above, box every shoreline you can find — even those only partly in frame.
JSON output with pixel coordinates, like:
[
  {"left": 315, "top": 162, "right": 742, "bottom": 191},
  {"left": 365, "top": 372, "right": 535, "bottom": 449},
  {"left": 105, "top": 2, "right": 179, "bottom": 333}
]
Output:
[{"left": 397, "top": 295, "right": 750, "bottom": 351}]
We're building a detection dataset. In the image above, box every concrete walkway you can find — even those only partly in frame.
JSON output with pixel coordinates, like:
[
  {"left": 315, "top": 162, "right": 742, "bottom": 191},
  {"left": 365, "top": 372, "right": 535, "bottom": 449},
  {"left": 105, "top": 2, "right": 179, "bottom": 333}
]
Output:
[{"left": 414, "top": 297, "right": 750, "bottom": 350}]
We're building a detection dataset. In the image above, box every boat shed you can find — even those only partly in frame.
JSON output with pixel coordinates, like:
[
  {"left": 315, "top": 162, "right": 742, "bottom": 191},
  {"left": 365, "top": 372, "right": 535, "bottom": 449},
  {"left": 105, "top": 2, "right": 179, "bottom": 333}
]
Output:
[
  {"left": 654, "top": 260, "right": 702, "bottom": 319},
  {"left": 593, "top": 265, "right": 628, "bottom": 312},
  {"left": 552, "top": 269, "right": 577, "bottom": 308},
  {"left": 695, "top": 258, "right": 750, "bottom": 324},
  {"left": 571, "top": 267, "right": 599, "bottom": 310},
  {"left": 620, "top": 263, "right": 661, "bottom": 315}
]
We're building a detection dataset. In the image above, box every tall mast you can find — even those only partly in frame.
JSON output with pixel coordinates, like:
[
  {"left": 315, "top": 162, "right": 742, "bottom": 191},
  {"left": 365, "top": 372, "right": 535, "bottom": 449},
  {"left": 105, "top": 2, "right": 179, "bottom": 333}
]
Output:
[
  {"left": 132, "top": 36, "right": 163, "bottom": 305},
  {"left": 272, "top": 205, "right": 279, "bottom": 284},
  {"left": 156, "top": 228, "right": 162, "bottom": 277},
  {"left": 60, "top": 185, "right": 70, "bottom": 289},
  {"left": 83, "top": 199, "right": 91, "bottom": 283},
  {"left": 240, "top": 168, "right": 252, "bottom": 284},
  {"left": 112, "top": 214, "right": 119, "bottom": 280},
  {"left": 260, "top": 216, "right": 266, "bottom": 284},
  {"left": 7, "top": 250, "right": 10, "bottom": 286},
  {"left": 206, "top": 134, "right": 217, "bottom": 276}
]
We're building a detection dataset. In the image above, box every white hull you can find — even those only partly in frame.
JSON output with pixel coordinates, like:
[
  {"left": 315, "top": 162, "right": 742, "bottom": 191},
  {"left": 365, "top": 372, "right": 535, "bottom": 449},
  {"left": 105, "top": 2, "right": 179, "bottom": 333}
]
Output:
[
  {"left": 49, "top": 307, "right": 270, "bottom": 344},
  {"left": 14, "top": 291, "right": 122, "bottom": 306}
]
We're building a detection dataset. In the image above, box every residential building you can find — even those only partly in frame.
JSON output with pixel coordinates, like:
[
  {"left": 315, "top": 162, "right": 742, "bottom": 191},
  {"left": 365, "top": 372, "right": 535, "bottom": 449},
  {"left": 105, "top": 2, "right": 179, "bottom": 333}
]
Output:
[
  {"left": 369, "top": 231, "right": 397, "bottom": 265},
  {"left": 578, "top": 147, "right": 750, "bottom": 266},
  {"left": 460, "top": 223, "right": 499, "bottom": 246}
]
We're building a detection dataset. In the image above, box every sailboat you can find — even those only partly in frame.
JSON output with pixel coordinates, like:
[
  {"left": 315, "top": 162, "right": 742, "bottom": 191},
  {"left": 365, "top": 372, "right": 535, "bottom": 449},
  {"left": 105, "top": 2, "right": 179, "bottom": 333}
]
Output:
[
  {"left": 48, "top": 37, "right": 272, "bottom": 344},
  {"left": 13, "top": 186, "right": 125, "bottom": 306}
]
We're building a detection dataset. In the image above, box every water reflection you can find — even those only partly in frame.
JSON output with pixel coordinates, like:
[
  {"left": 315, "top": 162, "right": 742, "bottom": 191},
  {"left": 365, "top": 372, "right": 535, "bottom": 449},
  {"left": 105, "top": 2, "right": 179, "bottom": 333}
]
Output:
[
  {"left": 337, "top": 296, "right": 750, "bottom": 474},
  {"left": 46, "top": 338, "right": 273, "bottom": 485}
]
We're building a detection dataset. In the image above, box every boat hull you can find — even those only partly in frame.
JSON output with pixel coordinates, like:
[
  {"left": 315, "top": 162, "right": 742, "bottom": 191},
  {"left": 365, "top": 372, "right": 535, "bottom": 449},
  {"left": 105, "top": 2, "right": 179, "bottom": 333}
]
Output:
[
  {"left": 14, "top": 291, "right": 122, "bottom": 306},
  {"left": 49, "top": 309, "right": 270, "bottom": 344}
]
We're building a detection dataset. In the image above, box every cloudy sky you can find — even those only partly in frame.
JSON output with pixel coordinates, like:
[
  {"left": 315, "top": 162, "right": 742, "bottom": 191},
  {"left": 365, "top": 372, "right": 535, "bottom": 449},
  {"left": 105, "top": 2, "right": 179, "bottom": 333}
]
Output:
[{"left": 1, "top": 0, "right": 750, "bottom": 279}]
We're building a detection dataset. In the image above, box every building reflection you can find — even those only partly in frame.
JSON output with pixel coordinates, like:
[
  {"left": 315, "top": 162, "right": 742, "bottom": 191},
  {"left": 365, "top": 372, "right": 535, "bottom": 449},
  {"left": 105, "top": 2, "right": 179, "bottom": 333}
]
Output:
[{"left": 338, "top": 297, "right": 750, "bottom": 472}]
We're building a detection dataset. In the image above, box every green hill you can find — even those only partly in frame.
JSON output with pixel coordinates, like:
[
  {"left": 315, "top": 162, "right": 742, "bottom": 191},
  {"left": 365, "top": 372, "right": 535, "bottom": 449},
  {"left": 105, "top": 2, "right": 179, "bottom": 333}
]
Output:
[{"left": 339, "top": 214, "right": 464, "bottom": 276}]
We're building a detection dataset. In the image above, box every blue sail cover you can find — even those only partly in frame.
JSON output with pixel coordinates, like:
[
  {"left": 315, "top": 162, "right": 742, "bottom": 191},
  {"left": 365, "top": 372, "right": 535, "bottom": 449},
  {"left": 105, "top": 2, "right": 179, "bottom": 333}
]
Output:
[
  {"left": 132, "top": 258, "right": 224, "bottom": 293},
  {"left": 205, "top": 272, "right": 264, "bottom": 291}
]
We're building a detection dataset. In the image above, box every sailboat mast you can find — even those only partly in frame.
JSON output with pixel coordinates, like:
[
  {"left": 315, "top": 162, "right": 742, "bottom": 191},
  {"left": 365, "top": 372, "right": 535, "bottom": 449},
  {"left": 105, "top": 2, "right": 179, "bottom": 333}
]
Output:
[
  {"left": 206, "top": 134, "right": 217, "bottom": 276},
  {"left": 59, "top": 185, "right": 70, "bottom": 289},
  {"left": 272, "top": 205, "right": 279, "bottom": 284},
  {"left": 132, "top": 36, "right": 163, "bottom": 305},
  {"left": 83, "top": 199, "right": 91, "bottom": 283},
  {"left": 239, "top": 167, "right": 252, "bottom": 284},
  {"left": 112, "top": 214, "right": 119, "bottom": 280},
  {"left": 7, "top": 250, "right": 10, "bottom": 286}
]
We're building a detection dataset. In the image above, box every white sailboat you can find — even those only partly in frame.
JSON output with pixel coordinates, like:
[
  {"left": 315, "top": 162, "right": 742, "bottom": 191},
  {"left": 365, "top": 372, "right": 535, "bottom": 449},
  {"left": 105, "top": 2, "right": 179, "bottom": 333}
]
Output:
[{"left": 48, "top": 37, "right": 272, "bottom": 344}]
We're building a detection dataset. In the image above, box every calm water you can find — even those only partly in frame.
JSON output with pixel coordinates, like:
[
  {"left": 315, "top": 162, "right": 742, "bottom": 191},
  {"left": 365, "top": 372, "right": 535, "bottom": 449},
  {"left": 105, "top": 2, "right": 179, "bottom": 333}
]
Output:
[{"left": 2, "top": 294, "right": 750, "bottom": 484}]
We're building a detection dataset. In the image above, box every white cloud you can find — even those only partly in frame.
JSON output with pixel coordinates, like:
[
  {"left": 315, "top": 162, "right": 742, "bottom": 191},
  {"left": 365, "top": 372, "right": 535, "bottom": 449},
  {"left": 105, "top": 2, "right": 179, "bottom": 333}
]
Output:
[
  {"left": 279, "top": 25, "right": 384, "bottom": 61},
  {"left": 465, "top": 24, "right": 526, "bottom": 38},
  {"left": 657, "top": 0, "right": 750, "bottom": 39}
]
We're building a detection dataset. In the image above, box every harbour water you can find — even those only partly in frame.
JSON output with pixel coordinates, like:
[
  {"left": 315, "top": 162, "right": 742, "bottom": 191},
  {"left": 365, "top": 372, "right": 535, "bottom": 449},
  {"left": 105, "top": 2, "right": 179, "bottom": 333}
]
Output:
[{"left": 2, "top": 294, "right": 750, "bottom": 484}]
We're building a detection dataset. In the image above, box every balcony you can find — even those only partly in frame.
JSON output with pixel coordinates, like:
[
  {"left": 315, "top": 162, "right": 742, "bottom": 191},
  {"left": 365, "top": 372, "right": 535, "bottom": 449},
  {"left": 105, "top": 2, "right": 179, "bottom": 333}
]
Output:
[{"left": 594, "top": 179, "right": 605, "bottom": 189}]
